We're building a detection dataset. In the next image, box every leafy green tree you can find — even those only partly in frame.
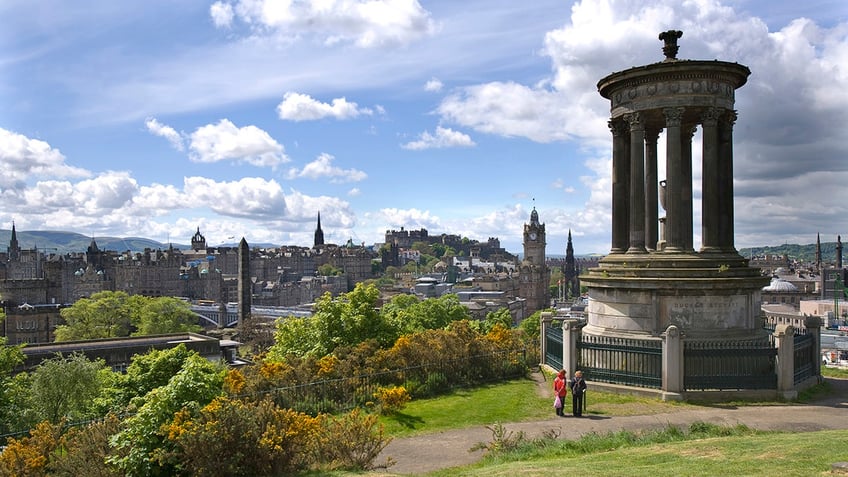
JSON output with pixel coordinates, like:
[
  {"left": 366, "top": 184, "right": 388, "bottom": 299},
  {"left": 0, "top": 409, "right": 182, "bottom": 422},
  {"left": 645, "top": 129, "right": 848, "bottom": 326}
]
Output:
[
  {"left": 110, "top": 354, "right": 225, "bottom": 476},
  {"left": 518, "top": 310, "right": 542, "bottom": 344},
  {"left": 131, "top": 296, "right": 201, "bottom": 336},
  {"left": 55, "top": 292, "right": 200, "bottom": 341},
  {"left": 99, "top": 344, "right": 196, "bottom": 413},
  {"left": 483, "top": 308, "right": 514, "bottom": 334},
  {"left": 385, "top": 293, "right": 470, "bottom": 335},
  {"left": 28, "top": 353, "right": 109, "bottom": 424},
  {"left": 56, "top": 291, "right": 134, "bottom": 341},
  {"left": 0, "top": 336, "right": 25, "bottom": 436},
  {"left": 269, "top": 283, "right": 393, "bottom": 359},
  {"left": 317, "top": 264, "right": 342, "bottom": 276}
]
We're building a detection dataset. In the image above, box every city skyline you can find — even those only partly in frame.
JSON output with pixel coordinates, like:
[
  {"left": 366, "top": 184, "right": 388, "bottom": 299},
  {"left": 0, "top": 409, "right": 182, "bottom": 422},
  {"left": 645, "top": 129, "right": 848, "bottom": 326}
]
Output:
[{"left": 2, "top": 0, "right": 847, "bottom": 255}]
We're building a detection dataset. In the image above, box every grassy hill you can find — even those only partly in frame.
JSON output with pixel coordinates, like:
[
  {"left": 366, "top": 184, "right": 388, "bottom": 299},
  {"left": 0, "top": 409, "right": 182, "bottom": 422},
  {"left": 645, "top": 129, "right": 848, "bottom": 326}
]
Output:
[{"left": 0, "top": 229, "right": 184, "bottom": 254}]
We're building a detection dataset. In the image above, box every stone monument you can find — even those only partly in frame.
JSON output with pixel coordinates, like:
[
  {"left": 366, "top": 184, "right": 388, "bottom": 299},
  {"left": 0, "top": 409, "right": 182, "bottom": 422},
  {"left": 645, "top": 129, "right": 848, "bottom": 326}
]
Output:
[{"left": 583, "top": 30, "right": 769, "bottom": 341}]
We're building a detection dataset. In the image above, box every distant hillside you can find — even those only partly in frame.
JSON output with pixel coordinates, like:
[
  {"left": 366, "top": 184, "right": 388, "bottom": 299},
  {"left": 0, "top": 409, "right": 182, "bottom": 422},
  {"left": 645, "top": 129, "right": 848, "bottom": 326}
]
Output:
[
  {"left": 0, "top": 230, "right": 285, "bottom": 254},
  {"left": 739, "top": 242, "right": 842, "bottom": 264},
  {"left": 0, "top": 230, "right": 185, "bottom": 254},
  {"left": 0, "top": 229, "right": 840, "bottom": 262}
]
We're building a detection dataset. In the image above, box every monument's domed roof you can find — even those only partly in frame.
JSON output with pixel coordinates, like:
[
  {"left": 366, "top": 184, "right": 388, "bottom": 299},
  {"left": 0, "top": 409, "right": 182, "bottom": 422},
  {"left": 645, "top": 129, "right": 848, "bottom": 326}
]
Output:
[{"left": 763, "top": 277, "right": 798, "bottom": 292}]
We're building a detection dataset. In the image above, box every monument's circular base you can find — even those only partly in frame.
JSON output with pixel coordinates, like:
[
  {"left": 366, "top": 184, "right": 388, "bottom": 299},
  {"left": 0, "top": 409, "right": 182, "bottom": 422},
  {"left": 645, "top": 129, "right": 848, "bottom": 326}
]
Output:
[{"left": 582, "top": 252, "right": 770, "bottom": 339}]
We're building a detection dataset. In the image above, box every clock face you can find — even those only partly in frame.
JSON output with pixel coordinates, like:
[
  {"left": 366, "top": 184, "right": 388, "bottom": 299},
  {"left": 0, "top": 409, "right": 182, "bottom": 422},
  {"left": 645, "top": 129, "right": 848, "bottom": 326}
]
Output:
[{"left": 529, "top": 232, "right": 537, "bottom": 240}]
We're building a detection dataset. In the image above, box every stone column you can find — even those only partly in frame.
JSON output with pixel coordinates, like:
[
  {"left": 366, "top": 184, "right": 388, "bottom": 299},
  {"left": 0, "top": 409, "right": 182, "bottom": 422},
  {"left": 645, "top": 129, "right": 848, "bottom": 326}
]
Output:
[
  {"left": 610, "top": 119, "right": 630, "bottom": 253},
  {"left": 700, "top": 108, "right": 722, "bottom": 252},
  {"left": 681, "top": 125, "right": 696, "bottom": 251},
  {"left": 563, "top": 319, "right": 581, "bottom": 378},
  {"left": 661, "top": 325, "right": 684, "bottom": 401},
  {"left": 663, "top": 107, "right": 685, "bottom": 251},
  {"left": 774, "top": 324, "right": 798, "bottom": 399},
  {"left": 645, "top": 129, "right": 660, "bottom": 251},
  {"left": 540, "top": 311, "right": 552, "bottom": 367},
  {"left": 805, "top": 315, "right": 824, "bottom": 382},
  {"left": 718, "top": 111, "right": 737, "bottom": 251},
  {"left": 626, "top": 113, "right": 647, "bottom": 253}
]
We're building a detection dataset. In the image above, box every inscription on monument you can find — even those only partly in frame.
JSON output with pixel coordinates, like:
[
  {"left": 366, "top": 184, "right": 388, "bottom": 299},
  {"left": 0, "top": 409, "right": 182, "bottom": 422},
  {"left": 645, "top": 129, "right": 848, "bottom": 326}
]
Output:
[{"left": 661, "top": 295, "right": 748, "bottom": 330}]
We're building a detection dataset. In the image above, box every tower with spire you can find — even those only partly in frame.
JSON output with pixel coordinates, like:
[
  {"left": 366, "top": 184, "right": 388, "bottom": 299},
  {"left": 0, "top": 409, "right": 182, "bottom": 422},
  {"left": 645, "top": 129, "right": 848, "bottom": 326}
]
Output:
[
  {"left": 8, "top": 221, "right": 19, "bottom": 261},
  {"left": 191, "top": 227, "right": 207, "bottom": 251},
  {"left": 816, "top": 233, "right": 822, "bottom": 272},
  {"left": 562, "top": 230, "right": 580, "bottom": 300},
  {"left": 314, "top": 212, "right": 325, "bottom": 247},
  {"left": 519, "top": 206, "right": 550, "bottom": 315}
]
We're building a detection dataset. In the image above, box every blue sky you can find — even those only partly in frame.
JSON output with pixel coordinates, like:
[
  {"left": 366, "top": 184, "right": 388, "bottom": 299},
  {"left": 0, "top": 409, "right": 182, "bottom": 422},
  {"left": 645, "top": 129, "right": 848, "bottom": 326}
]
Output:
[{"left": 1, "top": 0, "right": 847, "bottom": 255}]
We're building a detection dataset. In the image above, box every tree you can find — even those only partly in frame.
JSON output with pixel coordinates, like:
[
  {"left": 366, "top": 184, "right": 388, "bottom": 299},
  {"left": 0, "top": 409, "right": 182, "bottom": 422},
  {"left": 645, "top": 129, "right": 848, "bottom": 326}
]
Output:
[
  {"left": 110, "top": 354, "right": 225, "bottom": 476},
  {"left": 131, "top": 296, "right": 201, "bottom": 336},
  {"left": 55, "top": 291, "right": 134, "bottom": 341},
  {"left": 385, "top": 294, "right": 470, "bottom": 335},
  {"left": 483, "top": 308, "right": 514, "bottom": 334},
  {"left": 269, "top": 284, "right": 393, "bottom": 359},
  {"left": 100, "top": 344, "right": 196, "bottom": 413},
  {"left": 55, "top": 292, "right": 200, "bottom": 341},
  {"left": 0, "top": 336, "right": 25, "bottom": 436},
  {"left": 317, "top": 264, "right": 342, "bottom": 276},
  {"left": 28, "top": 353, "right": 108, "bottom": 424}
]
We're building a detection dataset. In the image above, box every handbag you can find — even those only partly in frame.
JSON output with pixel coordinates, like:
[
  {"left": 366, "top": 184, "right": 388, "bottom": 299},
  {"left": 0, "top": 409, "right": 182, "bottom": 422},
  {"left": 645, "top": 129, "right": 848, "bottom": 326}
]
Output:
[{"left": 554, "top": 395, "right": 562, "bottom": 409}]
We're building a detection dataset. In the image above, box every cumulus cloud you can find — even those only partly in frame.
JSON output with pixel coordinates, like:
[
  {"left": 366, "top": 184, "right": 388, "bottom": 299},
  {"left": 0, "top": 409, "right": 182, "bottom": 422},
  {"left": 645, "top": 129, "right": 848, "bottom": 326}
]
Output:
[
  {"left": 287, "top": 153, "right": 367, "bottom": 183},
  {"left": 401, "top": 126, "right": 476, "bottom": 150},
  {"left": 209, "top": 1, "right": 234, "bottom": 28},
  {"left": 188, "top": 119, "right": 289, "bottom": 167},
  {"left": 425, "top": 78, "right": 443, "bottom": 92},
  {"left": 211, "top": 0, "right": 436, "bottom": 48},
  {"left": 277, "top": 92, "right": 373, "bottom": 121},
  {"left": 183, "top": 176, "right": 288, "bottom": 218},
  {"left": 0, "top": 128, "right": 91, "bottom": 191},
  {"left": 369, "top": 207, "right": 441, "bottom": 231},
  {"left": 145, "top": 117, "right": 185, "bottom": 151}
]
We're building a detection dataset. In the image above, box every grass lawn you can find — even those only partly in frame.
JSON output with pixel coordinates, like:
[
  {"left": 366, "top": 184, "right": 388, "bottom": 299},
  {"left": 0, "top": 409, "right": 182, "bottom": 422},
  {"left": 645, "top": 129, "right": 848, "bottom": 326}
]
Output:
[
  {"left": 426, "top": 428, "right": 848, "bottom": 477},
  {"left": 379, "top": 375, "right": 689, "bottom": 437}
]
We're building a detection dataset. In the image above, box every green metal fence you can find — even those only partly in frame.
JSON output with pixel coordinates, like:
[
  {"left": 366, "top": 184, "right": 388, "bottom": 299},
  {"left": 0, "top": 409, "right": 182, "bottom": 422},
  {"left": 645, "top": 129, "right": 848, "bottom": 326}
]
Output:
[
  {"left": 544, "top": 323, "right": 563, "bottom": 371},
  {"left": 578, "top": 334, "right": 663, "bottom": 389},
  {"left": 684, "top": 338, "right": 776, "bottom": 390},
  {"left": 793, "top": 333, "right": 815, "bottom": 385}
]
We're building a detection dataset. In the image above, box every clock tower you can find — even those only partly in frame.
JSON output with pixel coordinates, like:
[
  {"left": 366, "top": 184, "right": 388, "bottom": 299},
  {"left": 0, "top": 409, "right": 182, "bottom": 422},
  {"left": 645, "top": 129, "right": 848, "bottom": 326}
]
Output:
[{"left": 520, "top": 207, "right": 550, "bottom": 315}]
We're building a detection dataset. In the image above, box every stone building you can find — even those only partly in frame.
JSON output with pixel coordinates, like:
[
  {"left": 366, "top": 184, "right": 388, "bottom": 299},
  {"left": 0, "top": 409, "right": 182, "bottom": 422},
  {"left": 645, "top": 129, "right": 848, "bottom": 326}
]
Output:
[{"left": 518, "top": 207, "right": 550, "bottom": 315}]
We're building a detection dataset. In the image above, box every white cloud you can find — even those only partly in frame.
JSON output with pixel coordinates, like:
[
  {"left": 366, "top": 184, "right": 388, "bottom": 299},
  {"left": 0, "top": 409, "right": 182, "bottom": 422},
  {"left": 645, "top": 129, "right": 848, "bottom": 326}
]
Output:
[
  {"left": 188, "top": 119, "right": 289, "bottom": 167},
  {"left": 401, "top": 126, "right": 475, "bottom": 150},
  {"left": 145, "top": 117, "right": 185, "bottom": 151},
  {"left": 348, "top": 187, "right": 361, "bottom": 196},
  {"left": 0, "top": 128, "right": 91, "bottom": 191},
  {"left": 425, "top": 78, "right": 443, "bottom": 92},
  {"left": 370, "top": 207, "right": 442, "bottom": 231},
  {"left": 183, "top": 176, "right": 288, "bottom": 218},
  {"left": 436, "top": 82, "right": 588, "bottom": 144},
  {"left": 210, "top": 1, "right": 234, "bottom": 28},
  {"left": 215, "top": 0, "right": 436, "bottom": 48},
  {"left": 287, "top": 153, "right": 367, "bottom": 183},
  {"left": 277, "top": 92, "right": 372, "bottom": 121}
]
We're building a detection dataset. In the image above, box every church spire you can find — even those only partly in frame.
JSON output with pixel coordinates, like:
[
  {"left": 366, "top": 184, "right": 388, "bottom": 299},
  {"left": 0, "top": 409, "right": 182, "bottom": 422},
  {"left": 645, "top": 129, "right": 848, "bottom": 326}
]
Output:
[
  {"left": 314, "top": 212, "right": 325, "bottom": 247},
  {"left": 8, "top": 221, "right": 19, "bottom": 260}
]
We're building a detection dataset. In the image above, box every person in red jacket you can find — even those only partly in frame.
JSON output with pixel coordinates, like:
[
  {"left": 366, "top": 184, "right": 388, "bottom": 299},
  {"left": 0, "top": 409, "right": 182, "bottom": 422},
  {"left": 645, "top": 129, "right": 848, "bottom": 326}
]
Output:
[{"left": 553, "top": 369, "right": 568, "bottom": 416}]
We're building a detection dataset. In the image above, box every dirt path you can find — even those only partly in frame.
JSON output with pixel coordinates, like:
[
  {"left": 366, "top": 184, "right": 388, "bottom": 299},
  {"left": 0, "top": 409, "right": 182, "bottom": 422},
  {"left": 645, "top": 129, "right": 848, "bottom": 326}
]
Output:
[{"left": 368, "top": 376, "right": 848, "bottom": 475}]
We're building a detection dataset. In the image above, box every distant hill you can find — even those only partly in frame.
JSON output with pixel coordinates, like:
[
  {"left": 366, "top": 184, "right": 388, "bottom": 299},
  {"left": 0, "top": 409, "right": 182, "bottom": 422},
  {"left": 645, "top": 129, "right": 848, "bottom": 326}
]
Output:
[
  {"left": 739, "top": 242, "right": 841, "bottom": 264},
  {"left": 0, "top": 230, "right": 184, "bottom": 254},
  {"left": 0, "top": 229, "right": 839, "bottom": 262}
]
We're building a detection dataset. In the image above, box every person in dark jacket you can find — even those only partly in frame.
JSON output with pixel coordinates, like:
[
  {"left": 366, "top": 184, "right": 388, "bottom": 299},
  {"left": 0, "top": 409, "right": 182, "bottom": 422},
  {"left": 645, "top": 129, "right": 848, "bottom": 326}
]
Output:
[{"left": 570, "top": 370, "right": 587, "bottom": 417}]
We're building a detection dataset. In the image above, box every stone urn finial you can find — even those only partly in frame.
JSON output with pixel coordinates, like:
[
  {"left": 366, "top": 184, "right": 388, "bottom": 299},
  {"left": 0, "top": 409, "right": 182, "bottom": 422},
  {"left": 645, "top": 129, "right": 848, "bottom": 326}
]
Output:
[{"left": 659, "top": 30, "right": 683, "bottom": 61}]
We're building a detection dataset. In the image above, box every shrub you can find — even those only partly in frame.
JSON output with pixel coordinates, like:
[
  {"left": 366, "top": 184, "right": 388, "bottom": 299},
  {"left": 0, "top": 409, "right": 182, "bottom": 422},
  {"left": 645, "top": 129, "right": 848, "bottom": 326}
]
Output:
[
  {"left": 315, "top": 408, "right": 393, "bottom": 471},
  {"left": 373, "top": 386, "right": 411, "bottom": 415},
  {"left": 166, "top": 397, "right": 321, "bottom": 477}
]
